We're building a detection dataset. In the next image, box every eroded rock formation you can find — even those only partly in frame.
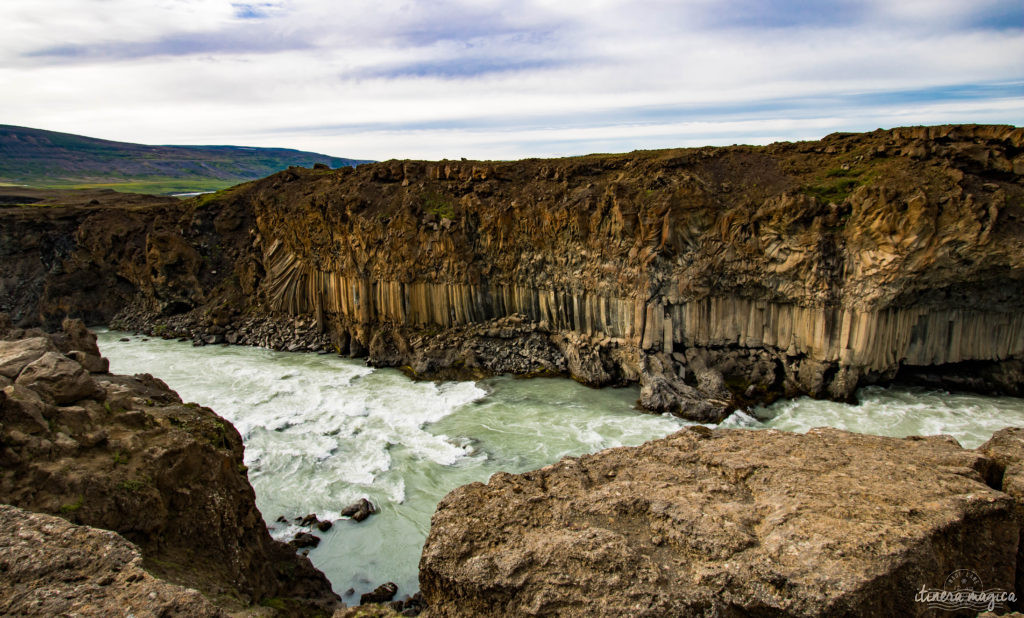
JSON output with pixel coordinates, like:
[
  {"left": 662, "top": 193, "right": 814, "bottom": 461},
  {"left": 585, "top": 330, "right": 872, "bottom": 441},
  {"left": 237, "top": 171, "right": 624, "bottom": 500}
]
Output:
[
  {"left": 419, "top": 426, "right": 1023, "bottom": 616},
  {"left": 0, "top": 503, "right": 226, "bottom": 617},
  {"left": 2, "top": 125, "right": 1022, "bottom": 419},
  {"left": 0, "top": 316, "right": 340, "bottom": 613}
]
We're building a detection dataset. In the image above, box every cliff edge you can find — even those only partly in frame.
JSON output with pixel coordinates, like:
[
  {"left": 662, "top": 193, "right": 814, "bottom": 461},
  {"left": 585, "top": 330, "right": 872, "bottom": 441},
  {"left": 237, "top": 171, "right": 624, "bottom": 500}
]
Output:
[
  {"left": 2, "top": 124, "right": 1022, "bottom": 419},
  {"left": 0, "top": 315, "right": 341, "bottom": 614}
]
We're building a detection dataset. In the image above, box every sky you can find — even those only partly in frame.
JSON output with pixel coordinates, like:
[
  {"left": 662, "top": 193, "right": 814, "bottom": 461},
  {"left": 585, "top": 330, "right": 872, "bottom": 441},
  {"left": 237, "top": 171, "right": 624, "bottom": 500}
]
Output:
[{"left": 1, "top": 0, "right": 1022, "bottom": 161}]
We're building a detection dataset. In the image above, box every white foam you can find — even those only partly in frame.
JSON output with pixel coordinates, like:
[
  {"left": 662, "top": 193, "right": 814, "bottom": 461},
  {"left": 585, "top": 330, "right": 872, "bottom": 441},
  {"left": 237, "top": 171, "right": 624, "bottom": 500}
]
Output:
[{"left": 96, "top": 331, "right": 1024, "bottom": 600}]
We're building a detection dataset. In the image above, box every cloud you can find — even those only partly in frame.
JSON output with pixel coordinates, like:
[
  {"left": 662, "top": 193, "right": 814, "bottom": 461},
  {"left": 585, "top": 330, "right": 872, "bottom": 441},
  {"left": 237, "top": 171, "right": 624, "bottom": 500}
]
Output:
[
  {"left": 1, "top": 0, "right": 1021, "bottom": 160},
  {"left": 25, "top": 27, "right": 313, "bottom": 60}
]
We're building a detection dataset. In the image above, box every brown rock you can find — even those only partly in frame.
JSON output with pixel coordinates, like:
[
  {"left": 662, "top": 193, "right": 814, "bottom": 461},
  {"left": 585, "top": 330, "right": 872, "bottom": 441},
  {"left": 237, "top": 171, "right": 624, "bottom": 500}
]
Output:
[
  {"left": 15, "top": 351, "right": 104, "bottom": 404},
  {"left": 341, "top": 497, "right": 377, "bottom": 522},
  {"left": 67, "top": 349, "right": 110, "bottom": 373},
  {"left": 0, "top": 504, "right": 226, "bottom": 617},
  {"left": 360, "top": 582, "right": 398, "bottom": 605},
  {"left": 420, "top": 427, "right": 1019, "bottom": 616},
  {"left": 2, "top": 383, "right": 53, "bottom": 433},
  {"left": 60, "top": 317, "right": 102, "bottom": 356},
  {"left": 977, "top": 427, "right": 1024, "bottom": 609},
  {"left": 289, "top": 532, "right": 321, "bottom": 549},
  {"left": 0, "top": 324, "right": 341, "bottom": 614}
]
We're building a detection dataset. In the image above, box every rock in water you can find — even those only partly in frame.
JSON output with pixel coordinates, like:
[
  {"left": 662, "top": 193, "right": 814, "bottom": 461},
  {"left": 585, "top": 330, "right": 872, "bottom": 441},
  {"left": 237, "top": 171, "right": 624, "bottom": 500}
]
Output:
[
  {"left": 300, "top": 513, "right": 320, "bottom": 527},
  {"left": 420, "top": 426, "right": 1020, "bottom": 616},
  {"left": 360, "top": 582, "right": 398, "bottom": 605},
  {"left": 0, "top": 504, "right": 225, "bottom": 617},
  {"left": 341, "top": 497, "right": 377, "bottom": 522},
  {"left": 289, "top": 532, "right": 321, "bottom": 549}
]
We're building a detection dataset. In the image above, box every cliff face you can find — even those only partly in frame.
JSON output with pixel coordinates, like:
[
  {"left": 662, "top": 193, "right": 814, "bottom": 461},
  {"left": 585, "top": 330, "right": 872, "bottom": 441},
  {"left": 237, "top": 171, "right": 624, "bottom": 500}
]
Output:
[
  {"left": 2, "top": 125, "right": 1022, "bottom": 419},
  {"left": 0, "top": 316, "right": 340, "bottom": 613}
]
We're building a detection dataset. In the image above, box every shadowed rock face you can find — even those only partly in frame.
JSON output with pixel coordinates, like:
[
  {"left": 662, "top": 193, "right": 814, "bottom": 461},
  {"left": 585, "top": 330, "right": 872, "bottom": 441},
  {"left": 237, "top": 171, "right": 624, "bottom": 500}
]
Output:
[
  {"left": 0, "top": 317, "right": 340, "bottom": 614},
  {"left": 2, "top": 125, "right": 1023, "bottom": 419},
  {"left": 419, "top": 426, "right": 1022, "bottom": 617}
]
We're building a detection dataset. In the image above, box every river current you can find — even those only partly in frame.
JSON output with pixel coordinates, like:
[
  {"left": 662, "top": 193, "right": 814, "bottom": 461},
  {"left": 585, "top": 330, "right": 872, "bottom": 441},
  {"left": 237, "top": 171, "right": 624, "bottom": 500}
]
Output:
[{"left": 96, "top": 331, "right": 1024, "bottom": 602}]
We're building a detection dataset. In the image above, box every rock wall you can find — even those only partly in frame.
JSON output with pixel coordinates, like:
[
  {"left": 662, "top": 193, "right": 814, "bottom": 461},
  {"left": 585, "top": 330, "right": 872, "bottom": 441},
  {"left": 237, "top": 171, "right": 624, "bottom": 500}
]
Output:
[
  {"left": 2, "top": 125, "right": 1022, "bottom": 419},
  {"left": 243, "top": 124, "right": 1024, "bottom": 418}
]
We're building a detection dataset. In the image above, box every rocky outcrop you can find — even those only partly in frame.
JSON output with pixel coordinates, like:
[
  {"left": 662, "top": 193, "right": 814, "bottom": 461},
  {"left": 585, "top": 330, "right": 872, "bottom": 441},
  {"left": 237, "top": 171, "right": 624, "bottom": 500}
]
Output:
[
  {"left": 419, "top": 426, "right": 1021, "bottom": 616},
  {"left": 2, "top": 125, "right": 1023, "bottom": 419},
  {"left": 0, "top": 317, "right": 340, "bottom": 613},
  {"left": 0, "top": 503, "right": 225, "bottom": 617}
]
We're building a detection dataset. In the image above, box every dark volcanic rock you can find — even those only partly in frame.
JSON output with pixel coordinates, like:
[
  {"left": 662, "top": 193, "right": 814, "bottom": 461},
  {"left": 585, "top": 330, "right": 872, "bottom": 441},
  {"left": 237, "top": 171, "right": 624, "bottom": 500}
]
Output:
[
  {"left": 289, "top": 532, "right": 321, "bottom": 549},
  {"left": 360, "top": 582, "right": 398, "bottom": 605},
  {"left": 0, "top": 504, "right": 225, "bottom": 617},
  {"left": 420, "top": 426, "right": 1020, "bottom": 617},
  {"left": 341, "top": 497, "right": 377, "bottom": 522}
]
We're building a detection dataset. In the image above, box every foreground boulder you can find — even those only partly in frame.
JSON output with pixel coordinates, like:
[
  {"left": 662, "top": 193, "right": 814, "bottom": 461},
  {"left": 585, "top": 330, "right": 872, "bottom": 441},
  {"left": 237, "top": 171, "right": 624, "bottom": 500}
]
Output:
[
  {"left": 0, "top": 504, "right": 224, "bottom": 616},
  {"left": 420, "top": 426, "right": 1019, "bottom": 616},
  {"left": 0, "top": 317, "right": 340, "bottom": 613}
]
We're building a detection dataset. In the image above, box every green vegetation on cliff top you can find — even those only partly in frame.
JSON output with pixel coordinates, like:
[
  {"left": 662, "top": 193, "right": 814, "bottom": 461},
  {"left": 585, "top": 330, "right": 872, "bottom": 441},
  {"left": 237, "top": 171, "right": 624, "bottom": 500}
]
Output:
[{"left": 0, "top": 124, "right": 373, "bottom": 195}]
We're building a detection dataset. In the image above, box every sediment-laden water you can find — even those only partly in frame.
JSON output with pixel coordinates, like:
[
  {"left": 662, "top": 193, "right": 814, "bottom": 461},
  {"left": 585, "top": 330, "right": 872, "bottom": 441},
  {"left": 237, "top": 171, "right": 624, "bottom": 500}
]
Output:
[{"left": 96, "top": 331, "right": 1024, "bottom": 602}]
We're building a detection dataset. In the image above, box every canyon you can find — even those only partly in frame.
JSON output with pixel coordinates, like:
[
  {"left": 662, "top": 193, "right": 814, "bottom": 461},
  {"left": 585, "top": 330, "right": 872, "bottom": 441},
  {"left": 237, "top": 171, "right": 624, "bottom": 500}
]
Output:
[
  {"left": 3, "top": 124, "right": 1022, "bottom": 422},
  {"left": 1, "top": 124, "right": 1023, "bottom": 615}
]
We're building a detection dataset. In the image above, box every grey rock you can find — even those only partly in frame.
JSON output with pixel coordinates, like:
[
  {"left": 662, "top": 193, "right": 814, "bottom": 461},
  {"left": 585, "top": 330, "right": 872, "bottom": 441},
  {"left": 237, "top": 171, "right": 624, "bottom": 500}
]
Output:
[
  {"left": 0, "top": 337, "right": 58, "bottom": 379},
  {"left": 15, "top": 352, "right": 104, "bottom": 405}
]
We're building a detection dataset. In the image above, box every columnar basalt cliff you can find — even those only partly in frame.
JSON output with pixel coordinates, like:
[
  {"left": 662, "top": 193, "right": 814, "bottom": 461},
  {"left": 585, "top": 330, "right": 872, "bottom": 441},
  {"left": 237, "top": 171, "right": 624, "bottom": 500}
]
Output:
[{"left": 1, "top": 125, "right": 1022, "bottom": 420}]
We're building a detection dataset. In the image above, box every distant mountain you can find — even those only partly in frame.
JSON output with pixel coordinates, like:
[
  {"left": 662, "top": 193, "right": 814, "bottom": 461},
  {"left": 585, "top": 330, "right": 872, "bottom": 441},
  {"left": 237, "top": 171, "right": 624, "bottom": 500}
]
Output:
[{"left": 0, "top": 125, "right": 372, "bottom": 195}]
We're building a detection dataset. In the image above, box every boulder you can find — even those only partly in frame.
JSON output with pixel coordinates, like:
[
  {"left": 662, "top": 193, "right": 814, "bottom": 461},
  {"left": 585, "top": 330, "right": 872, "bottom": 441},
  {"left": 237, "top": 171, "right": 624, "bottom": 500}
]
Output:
[
  {"left": 341, "top": 498, "right": 377, "bottom": 522},
  {"left": 360, "top": 582, "right": 398, "bottom": 605},
  {"left": 1, "top": 384, "right": 53, "bottom": 434},
  {"left": 67, "top": 349, "right": 110, "bottom": 373},
  {"left": 420, "top": 427, "right": 1019, "bottom": 616},
  {"left": 60, "top": 317, "right": 102, "bottom": 356},
  {"left": 15, "top": 352, "right": 104, "bottom": 404},
  {"left": 639, "top": 374, "right": 730, "bottom": 422},
  {"left": 0, "top": 504, "right": 225, "bottom": 617},
  {"left": 0, "top": 337, "right": 58, "bottom": 378},
  {"left": 289, "top": 532, "right": 320, "bottom": 549}
]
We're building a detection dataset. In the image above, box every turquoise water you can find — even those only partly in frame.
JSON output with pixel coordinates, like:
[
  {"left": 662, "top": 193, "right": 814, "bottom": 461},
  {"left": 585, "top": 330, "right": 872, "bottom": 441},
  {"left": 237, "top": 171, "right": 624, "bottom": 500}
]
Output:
[
  {"left": 95, "top": 331, "right": 1024, "bottom": 601},
  {"left": 96, "top": 331, "right": 684, "bottom": 602}
]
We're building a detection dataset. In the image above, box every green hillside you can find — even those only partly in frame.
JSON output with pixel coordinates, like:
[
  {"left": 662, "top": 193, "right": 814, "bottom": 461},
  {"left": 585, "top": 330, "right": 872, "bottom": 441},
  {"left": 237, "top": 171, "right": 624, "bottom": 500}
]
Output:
[{"left": 0, "top": 125, "right": 372, "bottom": 195}]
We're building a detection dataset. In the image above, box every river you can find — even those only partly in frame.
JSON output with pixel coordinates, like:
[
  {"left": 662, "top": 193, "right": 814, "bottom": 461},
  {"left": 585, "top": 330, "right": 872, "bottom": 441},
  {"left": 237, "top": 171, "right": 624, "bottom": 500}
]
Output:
[{"left": 96, "top": 331, "right": 1024, "bottom": 603}]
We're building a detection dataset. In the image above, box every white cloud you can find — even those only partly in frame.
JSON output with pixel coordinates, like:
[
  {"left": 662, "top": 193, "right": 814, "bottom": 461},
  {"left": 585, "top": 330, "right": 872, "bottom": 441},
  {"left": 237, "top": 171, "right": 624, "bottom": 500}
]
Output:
[{"left": 1, "top": 0, "right": 1021, "bottom": 159}]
